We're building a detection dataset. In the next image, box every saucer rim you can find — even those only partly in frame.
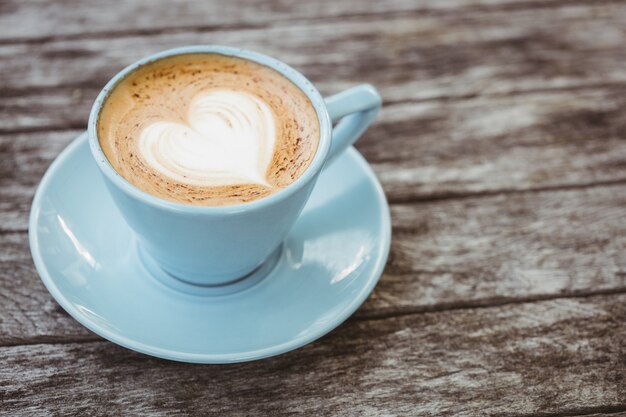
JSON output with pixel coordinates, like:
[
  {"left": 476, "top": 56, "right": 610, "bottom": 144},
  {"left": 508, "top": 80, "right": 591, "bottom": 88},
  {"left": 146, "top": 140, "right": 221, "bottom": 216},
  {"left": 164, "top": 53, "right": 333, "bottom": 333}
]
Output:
[{"left": 29, "top": 132, "right": 391, "bottom": 363}]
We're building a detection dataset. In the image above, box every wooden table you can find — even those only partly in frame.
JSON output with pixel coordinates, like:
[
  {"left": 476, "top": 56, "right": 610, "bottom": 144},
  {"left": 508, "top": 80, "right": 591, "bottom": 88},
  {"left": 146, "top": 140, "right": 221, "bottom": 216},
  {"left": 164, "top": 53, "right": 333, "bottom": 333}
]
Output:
[{"left": 2, "top": 1, "right": 626, "bottom": 415}]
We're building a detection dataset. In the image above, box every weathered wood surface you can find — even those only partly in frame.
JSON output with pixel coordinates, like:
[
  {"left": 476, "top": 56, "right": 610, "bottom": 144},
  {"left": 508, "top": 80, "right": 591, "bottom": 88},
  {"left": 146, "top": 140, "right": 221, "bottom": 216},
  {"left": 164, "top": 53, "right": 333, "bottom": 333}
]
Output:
[
  {"left": 1, "top": 0, "right": 626, "bottom": 415},
  {"left": 2, "top": 295, "right": 625, "bottom": 416}
]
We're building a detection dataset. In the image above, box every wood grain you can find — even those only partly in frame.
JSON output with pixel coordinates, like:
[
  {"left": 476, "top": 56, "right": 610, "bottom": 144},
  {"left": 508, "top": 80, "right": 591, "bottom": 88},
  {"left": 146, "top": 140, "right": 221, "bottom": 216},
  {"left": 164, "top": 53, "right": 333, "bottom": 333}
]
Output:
[
  {"left": 368, "top": 86, "right": 626, "bottom": 202},
  {"left": 0, "top": 0, "right": 593, "bottom": 43},
  {"left": 370, "top": 184, "right": 626, "bottom": 316},
  {"left": 1, "top": 295, "right": 625, "bottom": 416}
]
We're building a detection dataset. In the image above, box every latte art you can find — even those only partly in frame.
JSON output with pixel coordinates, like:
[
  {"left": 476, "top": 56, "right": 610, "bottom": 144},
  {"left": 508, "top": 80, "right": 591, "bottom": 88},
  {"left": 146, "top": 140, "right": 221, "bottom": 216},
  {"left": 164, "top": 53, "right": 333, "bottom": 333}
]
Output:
[
  {"left": 97, "top": 53, "right": 320, "bottom": 206},
  {"left": 139, "top": 90, "right": 276, "bottom": 186}
]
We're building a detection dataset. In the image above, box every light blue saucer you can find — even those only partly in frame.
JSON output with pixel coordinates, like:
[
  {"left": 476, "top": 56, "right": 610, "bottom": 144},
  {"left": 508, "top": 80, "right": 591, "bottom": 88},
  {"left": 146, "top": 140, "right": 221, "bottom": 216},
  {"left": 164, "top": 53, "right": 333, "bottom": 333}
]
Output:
[{"left": 29, "top": 133, "right": 391, "bottom": 363}]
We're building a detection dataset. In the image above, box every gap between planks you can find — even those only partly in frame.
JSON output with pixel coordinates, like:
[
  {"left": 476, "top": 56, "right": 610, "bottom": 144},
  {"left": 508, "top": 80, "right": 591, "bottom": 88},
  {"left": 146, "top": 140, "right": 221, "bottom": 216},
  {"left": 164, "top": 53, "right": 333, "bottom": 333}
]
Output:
[
  {"left": 387, "top": 178, "right": 626, "bottom": 205},
  {"left": 513, "top": 405, "right": 626, "bottom": 417},
  {"left": 356, "top": 285, "right": 626, "bottom": 321}
]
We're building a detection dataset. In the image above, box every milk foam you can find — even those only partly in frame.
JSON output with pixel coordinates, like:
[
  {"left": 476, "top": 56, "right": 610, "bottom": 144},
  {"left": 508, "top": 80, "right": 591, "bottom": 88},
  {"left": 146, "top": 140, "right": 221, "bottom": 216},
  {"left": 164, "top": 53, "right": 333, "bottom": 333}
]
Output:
[{"left": 139, "top": 90, "right": 276, "bottom": 186}]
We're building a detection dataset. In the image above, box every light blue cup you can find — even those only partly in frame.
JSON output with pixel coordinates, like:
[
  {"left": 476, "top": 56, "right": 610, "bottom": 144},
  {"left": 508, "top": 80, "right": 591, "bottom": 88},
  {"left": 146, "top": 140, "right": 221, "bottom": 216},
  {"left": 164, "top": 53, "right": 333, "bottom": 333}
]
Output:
[{"left": 88, "top": 46, "right": 381, "bottom": 286}]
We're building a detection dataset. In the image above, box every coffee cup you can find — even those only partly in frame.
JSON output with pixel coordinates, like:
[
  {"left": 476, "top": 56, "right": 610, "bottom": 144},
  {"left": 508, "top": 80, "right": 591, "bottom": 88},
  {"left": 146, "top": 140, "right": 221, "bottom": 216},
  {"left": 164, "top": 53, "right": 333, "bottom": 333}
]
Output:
[{"left": 88, "top": 45, "right": 381, "bottom": 286}]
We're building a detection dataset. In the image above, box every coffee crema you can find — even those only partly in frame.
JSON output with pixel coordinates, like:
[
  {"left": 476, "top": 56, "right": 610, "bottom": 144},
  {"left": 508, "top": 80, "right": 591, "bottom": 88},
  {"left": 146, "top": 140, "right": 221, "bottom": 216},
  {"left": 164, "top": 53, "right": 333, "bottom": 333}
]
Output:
[{"left": 97, "top": 53, "right": 320, "bottom": 206}]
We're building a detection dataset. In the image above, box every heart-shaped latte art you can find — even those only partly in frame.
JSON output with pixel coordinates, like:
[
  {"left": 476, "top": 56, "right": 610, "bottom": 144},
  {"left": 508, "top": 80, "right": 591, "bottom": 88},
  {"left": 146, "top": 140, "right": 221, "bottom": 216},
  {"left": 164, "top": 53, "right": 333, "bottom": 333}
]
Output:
[{"left": 138, "top": 90, "right": 276, "bottom": 186}]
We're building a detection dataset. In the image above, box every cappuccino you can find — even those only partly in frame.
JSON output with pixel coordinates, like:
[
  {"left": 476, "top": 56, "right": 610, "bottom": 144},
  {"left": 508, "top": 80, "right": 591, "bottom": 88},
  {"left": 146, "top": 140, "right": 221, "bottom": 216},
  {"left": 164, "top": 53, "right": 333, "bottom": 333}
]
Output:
[{"left": 97, "top": 53, "right": 320, "bottom": 206}]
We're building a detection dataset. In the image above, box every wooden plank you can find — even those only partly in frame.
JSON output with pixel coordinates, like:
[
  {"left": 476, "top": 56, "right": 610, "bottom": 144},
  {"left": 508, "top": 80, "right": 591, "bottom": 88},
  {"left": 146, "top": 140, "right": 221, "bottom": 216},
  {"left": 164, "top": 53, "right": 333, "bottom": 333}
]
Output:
[
  {"left": 1, "top": 294, "right": 624, "bottom": 416},
  {"left": 3, "top": 182, "right": 626, "bottom": 344},
  {"left": 368, "top": 87, "right": 626, "bottom": 202},
  {"left": 372, "top": 184, "right": 626, "bottom": 316},
  {"left": 0, "top": 0, "right": 583, "bottom": 43},
  {"left": 1, "top": 2, "right": 626, "bottom": 100},
  {"left": 3, "top": 83, "right": 626, "bottom": 228}
]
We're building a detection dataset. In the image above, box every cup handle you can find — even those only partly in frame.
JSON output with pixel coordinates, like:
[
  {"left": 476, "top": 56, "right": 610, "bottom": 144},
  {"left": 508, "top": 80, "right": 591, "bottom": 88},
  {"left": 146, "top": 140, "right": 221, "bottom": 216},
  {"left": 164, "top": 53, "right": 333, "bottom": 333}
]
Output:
[{"left": 324, "top": 84, "right": 382, "bottom": 164}]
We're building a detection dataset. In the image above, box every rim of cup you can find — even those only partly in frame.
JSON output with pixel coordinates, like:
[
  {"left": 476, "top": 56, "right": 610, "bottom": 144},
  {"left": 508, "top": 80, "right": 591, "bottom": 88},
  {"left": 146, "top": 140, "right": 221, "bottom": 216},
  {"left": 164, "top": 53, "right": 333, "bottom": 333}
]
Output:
[{"left": 87, "top": 45, "right": 333, "bottom": 215}]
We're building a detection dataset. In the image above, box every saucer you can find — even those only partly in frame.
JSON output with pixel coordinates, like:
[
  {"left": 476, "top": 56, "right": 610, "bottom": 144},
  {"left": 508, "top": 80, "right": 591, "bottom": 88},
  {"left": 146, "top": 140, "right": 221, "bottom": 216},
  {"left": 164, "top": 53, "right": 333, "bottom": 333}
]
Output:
[{"left": 29, "top": 132, "right": 391, "bottom": 363}]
